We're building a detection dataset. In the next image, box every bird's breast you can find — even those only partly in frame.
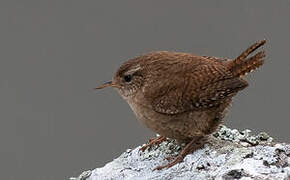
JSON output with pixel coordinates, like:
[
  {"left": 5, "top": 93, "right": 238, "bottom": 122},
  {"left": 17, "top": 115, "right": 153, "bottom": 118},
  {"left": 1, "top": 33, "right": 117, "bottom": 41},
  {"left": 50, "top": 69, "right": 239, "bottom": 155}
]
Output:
[{"left": 126, "top": 98, "right": 214, "bottom": 140}]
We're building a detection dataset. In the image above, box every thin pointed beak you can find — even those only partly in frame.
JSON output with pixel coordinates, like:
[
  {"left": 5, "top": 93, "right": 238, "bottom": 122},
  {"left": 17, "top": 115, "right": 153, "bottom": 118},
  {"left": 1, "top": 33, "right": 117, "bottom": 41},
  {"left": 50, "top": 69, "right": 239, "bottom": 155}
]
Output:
[{"left": 94, "top": 81, "right": 119, "bottom": 90}]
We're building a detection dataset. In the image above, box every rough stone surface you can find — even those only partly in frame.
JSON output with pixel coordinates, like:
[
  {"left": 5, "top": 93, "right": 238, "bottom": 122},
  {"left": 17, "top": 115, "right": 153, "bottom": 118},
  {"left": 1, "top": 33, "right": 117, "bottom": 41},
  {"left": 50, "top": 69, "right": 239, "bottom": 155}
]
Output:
[{"left": 70, "top": 126, "right": 290, "bottom": 180}]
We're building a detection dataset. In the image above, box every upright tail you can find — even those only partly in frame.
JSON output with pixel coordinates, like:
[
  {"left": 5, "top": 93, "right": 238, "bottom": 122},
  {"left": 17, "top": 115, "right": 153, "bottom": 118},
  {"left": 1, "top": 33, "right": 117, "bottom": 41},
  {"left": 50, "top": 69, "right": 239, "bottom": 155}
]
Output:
[{"left": 227, "top": 40, "right": 266, "bottom": 77}]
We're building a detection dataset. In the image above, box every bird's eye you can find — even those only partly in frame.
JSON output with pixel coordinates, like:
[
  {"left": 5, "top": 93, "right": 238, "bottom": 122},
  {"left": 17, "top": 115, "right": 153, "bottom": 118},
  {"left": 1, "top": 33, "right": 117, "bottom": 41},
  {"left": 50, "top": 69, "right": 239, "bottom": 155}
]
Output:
[{"left": 124, "top": 74, "right": 132, "bottom": 83}]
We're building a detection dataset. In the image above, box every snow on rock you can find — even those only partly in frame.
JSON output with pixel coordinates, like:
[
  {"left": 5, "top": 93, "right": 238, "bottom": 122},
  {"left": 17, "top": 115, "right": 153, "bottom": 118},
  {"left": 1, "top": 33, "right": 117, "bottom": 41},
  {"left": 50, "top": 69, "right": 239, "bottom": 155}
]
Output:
[{"left": 70, "top": 126, "right": 290, "bottom": 180}]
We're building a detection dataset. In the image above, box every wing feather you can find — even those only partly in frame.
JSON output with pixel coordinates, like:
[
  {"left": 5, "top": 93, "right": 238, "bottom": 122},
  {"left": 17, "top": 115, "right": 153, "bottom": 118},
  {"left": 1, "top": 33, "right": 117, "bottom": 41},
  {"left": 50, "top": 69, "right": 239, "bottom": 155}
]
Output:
[{"left": 144, "top": 55, "right": 248, "bottom": 115}]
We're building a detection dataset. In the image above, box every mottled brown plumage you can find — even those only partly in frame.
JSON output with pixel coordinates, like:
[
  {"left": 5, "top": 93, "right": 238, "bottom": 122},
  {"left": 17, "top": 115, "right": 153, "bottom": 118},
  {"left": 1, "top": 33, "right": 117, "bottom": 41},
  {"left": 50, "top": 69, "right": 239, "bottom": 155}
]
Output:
[{"left": 95, "top": 40, "right": 266, "bottom": 170}]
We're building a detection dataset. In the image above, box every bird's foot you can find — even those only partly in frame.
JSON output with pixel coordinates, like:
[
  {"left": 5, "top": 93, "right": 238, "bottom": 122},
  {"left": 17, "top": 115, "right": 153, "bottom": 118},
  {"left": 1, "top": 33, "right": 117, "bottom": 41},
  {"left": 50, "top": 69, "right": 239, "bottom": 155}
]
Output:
[
  {"left": 154, "top": 154, "right": 184, "bottom": 171},
  {"left": 153, "top": 136, "right": 204, "bottom": 171},
  {"left": 139, "top": 136, "right": 167, "bottom": 152}
]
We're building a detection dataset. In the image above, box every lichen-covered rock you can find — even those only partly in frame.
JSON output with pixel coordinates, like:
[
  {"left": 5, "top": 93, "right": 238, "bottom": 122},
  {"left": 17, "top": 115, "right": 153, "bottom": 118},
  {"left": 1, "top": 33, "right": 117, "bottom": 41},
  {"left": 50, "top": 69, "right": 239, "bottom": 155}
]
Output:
[{"left": 70, "top": 126, "right": 290, "bottom": 180}]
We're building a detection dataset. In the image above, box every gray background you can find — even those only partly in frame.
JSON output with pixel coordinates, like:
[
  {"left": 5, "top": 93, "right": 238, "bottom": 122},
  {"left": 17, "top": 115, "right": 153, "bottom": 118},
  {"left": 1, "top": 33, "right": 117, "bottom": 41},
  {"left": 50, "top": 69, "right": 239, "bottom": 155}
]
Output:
[{"left": 0, "top": 0, "right": 289, "bottom": 179}]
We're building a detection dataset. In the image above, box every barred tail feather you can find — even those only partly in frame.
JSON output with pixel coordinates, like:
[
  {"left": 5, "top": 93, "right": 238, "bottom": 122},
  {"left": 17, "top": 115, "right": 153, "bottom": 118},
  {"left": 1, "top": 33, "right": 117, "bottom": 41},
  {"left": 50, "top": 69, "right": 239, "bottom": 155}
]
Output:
[{"left": 227, "top": 40, "right": 266, "bottom": 77}]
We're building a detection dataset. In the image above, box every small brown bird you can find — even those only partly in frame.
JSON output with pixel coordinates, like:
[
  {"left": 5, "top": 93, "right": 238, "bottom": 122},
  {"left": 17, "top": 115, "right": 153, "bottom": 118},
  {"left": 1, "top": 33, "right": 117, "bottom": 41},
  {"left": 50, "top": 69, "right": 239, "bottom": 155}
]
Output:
[{"left": 95, "top": 40, "right": 266, "bottom": 170}]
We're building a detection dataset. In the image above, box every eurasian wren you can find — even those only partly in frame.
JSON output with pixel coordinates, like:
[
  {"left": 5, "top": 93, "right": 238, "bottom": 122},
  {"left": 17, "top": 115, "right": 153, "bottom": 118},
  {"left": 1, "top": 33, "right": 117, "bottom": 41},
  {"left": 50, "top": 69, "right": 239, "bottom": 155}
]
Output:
[{"left": 95, "top": 40, "right": 266, "bottom": 170}]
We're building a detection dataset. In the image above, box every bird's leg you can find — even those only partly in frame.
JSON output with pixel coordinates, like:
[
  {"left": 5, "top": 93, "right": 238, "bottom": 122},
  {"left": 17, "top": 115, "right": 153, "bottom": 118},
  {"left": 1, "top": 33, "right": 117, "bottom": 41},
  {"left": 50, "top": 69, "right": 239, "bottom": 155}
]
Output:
[
  {"left": 139, "top": 136, "right": 167, "bottom": 152},
  {"left": 153, "top": 136, "right": 204, "bottom": 171}
]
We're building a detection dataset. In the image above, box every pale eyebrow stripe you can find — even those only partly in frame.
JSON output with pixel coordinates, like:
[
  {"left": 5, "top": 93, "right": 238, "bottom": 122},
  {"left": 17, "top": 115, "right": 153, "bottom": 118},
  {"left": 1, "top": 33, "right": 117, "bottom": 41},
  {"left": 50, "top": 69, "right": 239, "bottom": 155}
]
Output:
[{"left": 124, "top": 65, "right": 141, "bottom": 75}]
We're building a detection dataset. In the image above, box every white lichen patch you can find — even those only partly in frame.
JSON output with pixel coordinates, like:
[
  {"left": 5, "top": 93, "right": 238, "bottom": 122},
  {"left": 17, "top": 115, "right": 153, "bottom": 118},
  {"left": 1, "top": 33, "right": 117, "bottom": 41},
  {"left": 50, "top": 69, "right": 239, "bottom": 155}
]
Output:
[{"left": 70, "top": 126, "right": 289, "bottom": 180}]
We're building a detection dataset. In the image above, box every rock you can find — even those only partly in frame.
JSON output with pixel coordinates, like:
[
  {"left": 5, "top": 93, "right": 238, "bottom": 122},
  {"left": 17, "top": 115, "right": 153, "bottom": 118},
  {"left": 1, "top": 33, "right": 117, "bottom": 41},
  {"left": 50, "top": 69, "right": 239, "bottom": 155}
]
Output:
[{"left": 70, "top": 126, "right": 290, "bottom": 180}]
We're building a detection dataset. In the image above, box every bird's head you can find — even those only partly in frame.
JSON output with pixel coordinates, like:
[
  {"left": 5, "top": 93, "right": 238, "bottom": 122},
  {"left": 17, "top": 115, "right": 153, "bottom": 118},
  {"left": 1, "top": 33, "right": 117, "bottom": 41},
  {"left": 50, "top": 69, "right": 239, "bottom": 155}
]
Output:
[{"left": 95, "top": 57, "right": 146, "bottom": 99}]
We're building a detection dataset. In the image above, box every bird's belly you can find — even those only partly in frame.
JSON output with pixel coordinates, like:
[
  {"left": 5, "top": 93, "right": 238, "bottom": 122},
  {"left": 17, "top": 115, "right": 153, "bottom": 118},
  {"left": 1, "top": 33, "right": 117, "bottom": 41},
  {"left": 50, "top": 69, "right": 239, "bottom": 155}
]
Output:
[{"left": 128, "top": 102, "right": 214, "bottom": 141}]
